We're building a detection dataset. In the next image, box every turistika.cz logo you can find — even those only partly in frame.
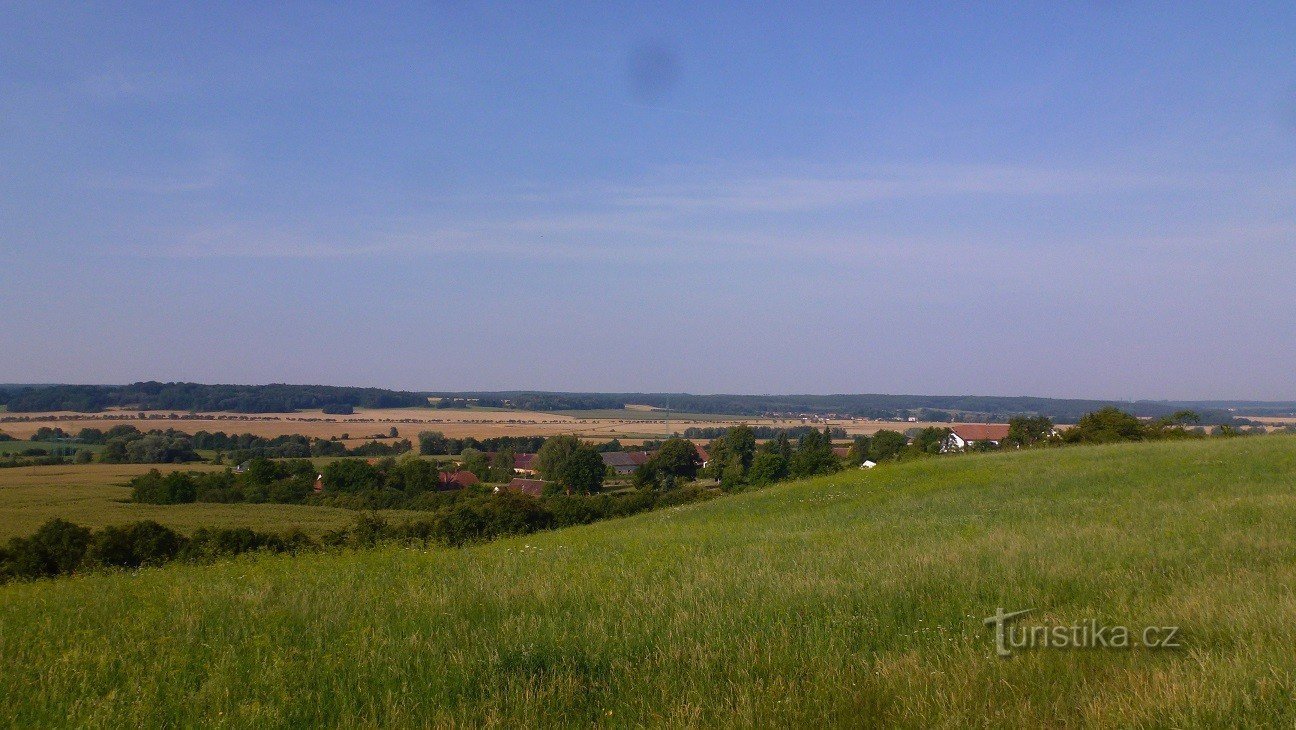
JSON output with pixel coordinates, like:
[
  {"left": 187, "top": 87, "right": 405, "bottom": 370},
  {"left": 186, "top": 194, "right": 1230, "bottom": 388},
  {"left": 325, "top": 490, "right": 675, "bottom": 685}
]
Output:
[{"left": 984, "top": 608, "right": 1181, "bottom": 658}]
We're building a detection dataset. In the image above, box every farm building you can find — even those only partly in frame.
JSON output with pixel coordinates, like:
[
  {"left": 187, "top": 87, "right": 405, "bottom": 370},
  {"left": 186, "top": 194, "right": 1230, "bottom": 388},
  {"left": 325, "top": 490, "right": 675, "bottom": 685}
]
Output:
[
  {"left": 694, "top": 444, "right": 710, "bottom": 469},
  {"left": 600, "top": 451, "right": 652, "bottom": 475},
  {"left": 513, "top": 453, "right": 538, "bottom": 475},
  {"left": 501, "top": 478, "right": 548, "bottom": 497},
  {"left": 439, "top": 470, "right": 479, "bottom": 490},
  {"left": 942, "top": 424, "right": 1011, "bottom": 452}
]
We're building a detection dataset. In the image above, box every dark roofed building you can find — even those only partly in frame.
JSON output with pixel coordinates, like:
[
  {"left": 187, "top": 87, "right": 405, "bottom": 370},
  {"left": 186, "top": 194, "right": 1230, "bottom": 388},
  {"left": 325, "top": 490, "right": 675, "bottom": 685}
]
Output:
[
  {"left": 503, "top": 478, "right": 548, "bottom": 497},
  {"left": 439, "top": 470, "right": 480, "bottom": 490},
  {"left": 600, "top": 450, "right": 653, "bottom": 475},
  {"left": 513, "top": 453, "right": 537, "bottom": 475},
  {"left": 694, "top": 444, "right": 710, "bottom": 468}
]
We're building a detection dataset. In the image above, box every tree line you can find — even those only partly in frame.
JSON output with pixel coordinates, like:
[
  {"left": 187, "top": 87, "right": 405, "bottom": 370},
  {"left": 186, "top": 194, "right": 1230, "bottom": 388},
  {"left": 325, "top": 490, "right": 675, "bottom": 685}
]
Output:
[
  {"left": 682, "top": 425, "right": 847, "bottom": 440},
  {"left": 15, "top": 425, "right": 412, "bottom": 466},
  {"left": 0, "top": 382, "right": 428, "bottom": 413}
]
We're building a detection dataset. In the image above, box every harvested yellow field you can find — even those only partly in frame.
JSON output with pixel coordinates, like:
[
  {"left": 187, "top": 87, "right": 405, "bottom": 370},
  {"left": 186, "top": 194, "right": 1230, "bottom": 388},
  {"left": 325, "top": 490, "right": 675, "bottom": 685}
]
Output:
[{"left": 0, "top": 407, "right": 971, "bottom": 444}]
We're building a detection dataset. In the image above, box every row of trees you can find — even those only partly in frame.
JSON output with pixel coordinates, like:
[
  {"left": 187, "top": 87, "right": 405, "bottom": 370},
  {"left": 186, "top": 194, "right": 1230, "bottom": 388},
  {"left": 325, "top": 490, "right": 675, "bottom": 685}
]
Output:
[
  {"left": 0, "top": 518, "right": 316, "bottom": 583},
  {"left": 682, "top": 425, "right": 847, "bottom": 440},
  {"left": 417, "top": 432, "right": 549, "bottom": 457},
  {"left": 1, "top": 382, "right": 429, "bottom": 413},
  {"left": 23, "top": 425, "right": 414, "bottom": 465}
]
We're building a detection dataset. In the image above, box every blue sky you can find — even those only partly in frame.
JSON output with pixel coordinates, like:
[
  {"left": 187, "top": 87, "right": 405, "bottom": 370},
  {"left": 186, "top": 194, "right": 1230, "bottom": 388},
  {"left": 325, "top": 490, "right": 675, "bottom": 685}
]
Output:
[{"left": 1, "top": 3, "right": 1293, "bottom": 399}]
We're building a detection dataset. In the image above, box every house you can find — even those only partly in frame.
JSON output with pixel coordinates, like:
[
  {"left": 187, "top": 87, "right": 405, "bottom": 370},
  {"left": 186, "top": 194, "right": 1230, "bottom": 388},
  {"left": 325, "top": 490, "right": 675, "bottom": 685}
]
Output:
[
  {"left": 513, "top": 453, "right": 538, "bottom": 475},
  {"left": 233, "top": 462, "right": 250, "bottom": 474},
  {"left": 313, "top": 474, "right": 324, "bottom": 493},
  {"left": 942, "top": 424, "right": 1011, "bottom": 452},
  {"left": 600, "top": 451, "right": 653, "bottom": 475},
  {"left": 694, "top": 444, "right": 710, "bottom": 469},
  {"left": 501, "top": 477, "right": 548, "bottom": 497},
  {"left": 831, "top": 446, "right": 851, "bottom": 459},
  {"left": 439, "top": 470, "right": 479, "bottom": 490}
]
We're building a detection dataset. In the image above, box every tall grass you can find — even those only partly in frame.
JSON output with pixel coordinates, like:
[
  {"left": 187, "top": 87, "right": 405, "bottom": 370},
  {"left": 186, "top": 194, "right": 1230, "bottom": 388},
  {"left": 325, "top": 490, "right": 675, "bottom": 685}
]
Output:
[{"left": 2, "top": 437, "right": 1296, "bottom": 726}]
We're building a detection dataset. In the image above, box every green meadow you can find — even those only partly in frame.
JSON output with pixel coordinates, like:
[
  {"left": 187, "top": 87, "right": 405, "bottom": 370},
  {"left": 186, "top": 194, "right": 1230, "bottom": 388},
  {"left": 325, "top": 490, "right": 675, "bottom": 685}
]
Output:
[
  {"left": 2, "top": 436, "right": 1296, "bottom": 726},
  {"left": 0, "top": 439, "right": 104, "bottom": 455},
  {"left": 0, "top": 463, "right": 424, "bottom": 539}
]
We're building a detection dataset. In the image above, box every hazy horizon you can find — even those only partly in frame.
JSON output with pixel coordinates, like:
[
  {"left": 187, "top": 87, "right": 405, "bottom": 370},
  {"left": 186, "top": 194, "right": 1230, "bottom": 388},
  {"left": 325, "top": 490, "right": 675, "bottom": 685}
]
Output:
[{"left": 2, "top": 4, "right": 1293, "bottom": 400}]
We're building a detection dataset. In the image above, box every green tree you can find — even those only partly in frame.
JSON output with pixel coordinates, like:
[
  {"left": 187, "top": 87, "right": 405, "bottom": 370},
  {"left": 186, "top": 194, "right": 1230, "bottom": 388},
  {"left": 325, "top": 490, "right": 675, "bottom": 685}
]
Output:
[
  {"left": 1063, "top": 407, "right": 1146, "bottom": 444},
  {"left": 704, "top": 437, "right": 729, "bottom": 480},
  {"left": 417, "top": 431, "right": 451, "bottom": 455},
  {"left": 535, "top": 435, "right": 581, "bottom": 480},
  {"left": 845, "top": 435, "right": 871, "bottom": 465},
  {"left": 650, "top": 438, "right": 702, "bottom": 481},
  {"left": 1004, "top": 416, "right": 1055, "bottom": 448},
  {"left": 913, "top": 427, "right": 952, "bottom": 454},
  {"left": 748, "top": 451, "right": 788, "bottom": 485},
  {"left": 460, "top": 448, "right": 489, "bottom": 479},
  {"left": 789, "top": 427, "right": 840, "bottom": 477},
  {"left": 724, "top": 425, "right": 757, "bottom": 474},
  {"left": 489, "top": 448, "right": 516, "bottom": 483},
  {"left": 869, "top": 430, "right": 909, "bottom": 461},
  {"left": 321, "top": 459, "right": 381, "bottom": 493},
  {"left": 719, "top": 452, "right": 746, "bottom": 490},
  {"left": 558, "top": 444, "right": 605, "bottom": 495}
]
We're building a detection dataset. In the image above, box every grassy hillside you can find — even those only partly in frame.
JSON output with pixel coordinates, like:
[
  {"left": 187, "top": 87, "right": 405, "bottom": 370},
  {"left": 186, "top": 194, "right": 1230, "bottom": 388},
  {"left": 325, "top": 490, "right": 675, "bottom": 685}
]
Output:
[{"left": 2, "top": 437, "right": 1296, "bottom": 726}]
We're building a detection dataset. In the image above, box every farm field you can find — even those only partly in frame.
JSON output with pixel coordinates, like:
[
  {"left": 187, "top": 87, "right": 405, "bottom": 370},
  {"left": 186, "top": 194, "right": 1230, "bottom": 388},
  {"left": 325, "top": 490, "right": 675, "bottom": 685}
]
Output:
[
  {"left": 0, "top": 406, "right": 968, "bottom": 444},
  {"left": 0, "top": 439, "right": 103, "bottom": 455},
  {"left": 2, "top": 436, "right": 1295, "bottom": 725},
  {"left": 0, "top": 463, "right": 426, "bottom": 539}
]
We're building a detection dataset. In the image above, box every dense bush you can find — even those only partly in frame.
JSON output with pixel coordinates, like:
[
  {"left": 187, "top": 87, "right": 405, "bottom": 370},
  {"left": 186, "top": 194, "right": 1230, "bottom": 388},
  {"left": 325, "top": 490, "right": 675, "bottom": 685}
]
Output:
[
  {"left": 1, "top": 520, "right": 314, "bottom": 583},
  {"left": 0, "top": 519, "right": 92, "bottom": 580},
  {"left": 85, "top": 521, "right": 184, "bottom": 568}
]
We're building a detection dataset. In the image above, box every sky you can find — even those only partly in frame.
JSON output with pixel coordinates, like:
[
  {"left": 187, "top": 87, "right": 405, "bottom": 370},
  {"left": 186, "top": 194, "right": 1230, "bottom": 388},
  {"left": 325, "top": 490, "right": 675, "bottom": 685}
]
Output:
[{"left": 1, "top": 3, "right": 1293, "bottom": 400}]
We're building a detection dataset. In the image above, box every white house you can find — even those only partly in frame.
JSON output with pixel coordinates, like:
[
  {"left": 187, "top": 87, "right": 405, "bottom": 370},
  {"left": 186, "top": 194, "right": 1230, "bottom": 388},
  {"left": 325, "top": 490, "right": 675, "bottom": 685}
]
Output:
[{"left": 942, "top": 424, "right": 1012, "bottom": 453}]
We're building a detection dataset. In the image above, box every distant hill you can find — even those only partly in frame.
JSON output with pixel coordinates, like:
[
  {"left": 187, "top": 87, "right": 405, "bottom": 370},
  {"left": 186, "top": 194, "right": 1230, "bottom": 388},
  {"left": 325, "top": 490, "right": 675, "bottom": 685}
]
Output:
[
  {"left": 0, "top": 382, "right": 427, "bottom": 413},
  {"left": 3, "top": 383, "right": 1292, "bottom": 423},
  {"left": 436, "top": 390, "right": 1296, "bottom": 424}
]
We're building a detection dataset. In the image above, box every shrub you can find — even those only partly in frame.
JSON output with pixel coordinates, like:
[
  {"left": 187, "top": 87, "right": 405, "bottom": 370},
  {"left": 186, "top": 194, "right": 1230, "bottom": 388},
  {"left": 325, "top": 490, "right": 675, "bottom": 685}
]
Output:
[
  {"left": 130, "top": 470, "right": 197, "bottom": 504},
  {"left": 86, "top": 521, "right": 184, "bottom": 569},
  {"left": 1, "top": 519, "right": 92, "bottom": 579}
]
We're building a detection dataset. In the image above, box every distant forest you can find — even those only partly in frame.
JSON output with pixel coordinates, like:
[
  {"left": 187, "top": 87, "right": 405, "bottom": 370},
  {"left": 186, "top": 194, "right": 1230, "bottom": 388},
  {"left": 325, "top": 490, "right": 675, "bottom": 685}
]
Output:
[
  {"left": 0, "top": 382, "right": 427, "bottom": 413},
  {"left": 2, "top": 383, "right": 1292, "bottom": 423},
  {"left": 439, "top": 391, "right": 1295, "bottom": 424}
]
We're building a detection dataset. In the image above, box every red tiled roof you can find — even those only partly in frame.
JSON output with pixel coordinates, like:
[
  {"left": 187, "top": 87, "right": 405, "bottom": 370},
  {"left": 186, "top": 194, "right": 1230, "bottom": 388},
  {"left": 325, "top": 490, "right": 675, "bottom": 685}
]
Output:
[
  {"left": 514, "top": 453, "right": 537, "bottom": 469},
  {"left": 951, "top": 424, "right": 1011, "bottom": 441},
  {"left": 505, "top": 478, "right": 548, "bottom": 496},
  {"left": 439, "top": 470, "right": 479, "bottom": 488},
  {"left": 693, "top": 444, "right": 709, "bottom": 462},
  {"left": 831, "top": 447, "right": 850, "bottom": 458}
]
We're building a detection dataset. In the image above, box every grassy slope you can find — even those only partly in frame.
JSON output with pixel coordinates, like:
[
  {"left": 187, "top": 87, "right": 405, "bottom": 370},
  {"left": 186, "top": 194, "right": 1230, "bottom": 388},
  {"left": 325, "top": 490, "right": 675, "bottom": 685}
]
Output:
[
  {"left": 0, "top": 463, "right": 427, "bottom": 538},
  {"left": 3, "top": 437, "right": 1296, "bottom": 726}
]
